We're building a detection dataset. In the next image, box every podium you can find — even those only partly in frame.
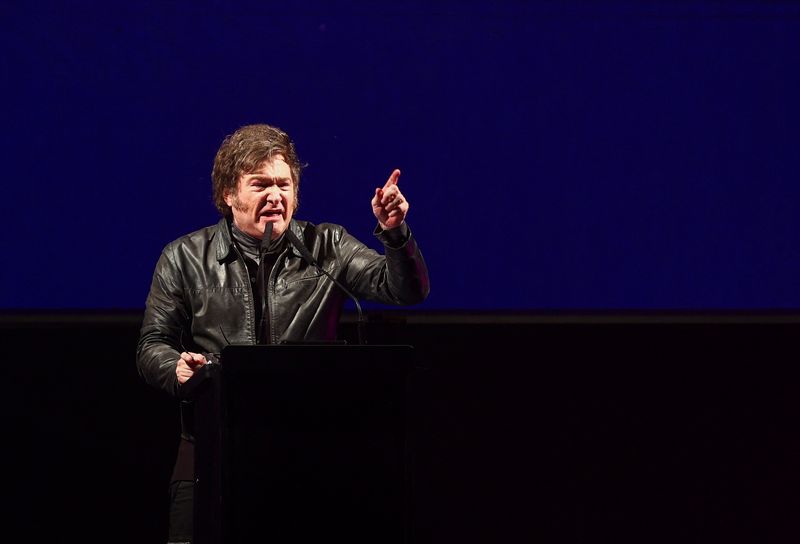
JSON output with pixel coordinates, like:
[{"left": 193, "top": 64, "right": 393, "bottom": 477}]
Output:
[{"left": 180, "top": 344, "right": 415, "bottom": 544}]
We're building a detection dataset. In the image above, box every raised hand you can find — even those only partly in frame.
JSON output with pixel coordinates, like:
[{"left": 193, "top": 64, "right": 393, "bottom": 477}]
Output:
[{"left": 371, "top": 168, "right": 409, "bottom": 230}]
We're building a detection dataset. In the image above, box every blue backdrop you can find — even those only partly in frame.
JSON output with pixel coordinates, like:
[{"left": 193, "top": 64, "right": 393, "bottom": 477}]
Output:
[{"left": 2, "top": 0, "right": 798, "bottom": 310}]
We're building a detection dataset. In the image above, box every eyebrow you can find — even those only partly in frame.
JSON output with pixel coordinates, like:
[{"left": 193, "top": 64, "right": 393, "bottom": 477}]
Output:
[{"left": 244, "top": 174, "right": 292, "bottom": 182}]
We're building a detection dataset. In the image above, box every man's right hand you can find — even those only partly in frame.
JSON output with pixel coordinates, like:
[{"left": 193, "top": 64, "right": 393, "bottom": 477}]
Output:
[{"left": 176, "top": 351, "right": 207, "bottom": 384}]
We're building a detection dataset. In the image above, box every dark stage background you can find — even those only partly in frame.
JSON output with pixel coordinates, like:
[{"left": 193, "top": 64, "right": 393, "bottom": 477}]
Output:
[
  {"left": 3, "top": 1, "right": 800, "bottom": 542},
  {"left": 3, "top": 312, "right": 800, "bottom": 543}
]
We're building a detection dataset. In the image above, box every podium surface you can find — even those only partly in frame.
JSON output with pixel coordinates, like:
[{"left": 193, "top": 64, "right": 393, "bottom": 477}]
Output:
[{"left": 184, "top": 344, "right": 415, "bottom": 544}]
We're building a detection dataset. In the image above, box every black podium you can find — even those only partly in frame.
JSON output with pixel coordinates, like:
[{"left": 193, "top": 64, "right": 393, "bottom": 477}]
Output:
[{"left": 181, "top": 344, "right": 415, "bottom": 544}]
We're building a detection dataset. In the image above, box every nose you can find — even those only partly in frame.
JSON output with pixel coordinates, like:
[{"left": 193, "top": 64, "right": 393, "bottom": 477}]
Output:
[{"left": 265, "top": 189, "right": 281, "bottom": 205}]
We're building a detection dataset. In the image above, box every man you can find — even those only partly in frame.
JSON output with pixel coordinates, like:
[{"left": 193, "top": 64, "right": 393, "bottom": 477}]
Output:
[{"left": 136, "top": 124, "right": 429, "bottom": 543}]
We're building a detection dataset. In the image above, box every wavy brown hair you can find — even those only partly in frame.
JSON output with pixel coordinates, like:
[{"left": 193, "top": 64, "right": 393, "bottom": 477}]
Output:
[{"left": 212, "top": 124, "right": 304, "bottom": 218}]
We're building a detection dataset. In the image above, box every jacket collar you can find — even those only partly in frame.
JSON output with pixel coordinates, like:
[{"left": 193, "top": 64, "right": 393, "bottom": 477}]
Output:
[
  {"left": 214, "top": 217, "right": 305, "bottom": 262},
  {"left": 287, "top": 220, "right": 305, "bottom": 257}
]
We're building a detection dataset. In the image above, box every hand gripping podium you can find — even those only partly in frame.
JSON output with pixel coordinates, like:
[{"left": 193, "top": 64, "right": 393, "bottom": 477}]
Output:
[{"left": 180, "top": 344, "right": 415, "bottom": 544}]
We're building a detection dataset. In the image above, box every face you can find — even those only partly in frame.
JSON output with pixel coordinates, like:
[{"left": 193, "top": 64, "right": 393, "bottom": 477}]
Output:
[{"left": 224, "top": 155, "right": 296, "bottom": 239}]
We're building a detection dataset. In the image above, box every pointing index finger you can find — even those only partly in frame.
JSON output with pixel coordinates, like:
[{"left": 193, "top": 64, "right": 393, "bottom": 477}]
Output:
[{"left": 383, "top": 168, "right": 401, "bottom": 189}]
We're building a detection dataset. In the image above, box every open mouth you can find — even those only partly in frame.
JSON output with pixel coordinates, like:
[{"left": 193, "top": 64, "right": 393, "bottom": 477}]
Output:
[{"left": 260, "top": 210, "right": 283, "bottom": 221}]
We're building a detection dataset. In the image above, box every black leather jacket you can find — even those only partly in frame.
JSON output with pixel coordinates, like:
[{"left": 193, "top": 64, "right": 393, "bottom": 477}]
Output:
[{"left": 136, "top": 217, "right": 429, "bottom": 399}]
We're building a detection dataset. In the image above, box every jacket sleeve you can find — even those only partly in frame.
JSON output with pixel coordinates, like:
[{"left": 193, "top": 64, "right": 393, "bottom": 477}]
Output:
[
  {"left": 136, "top": 245, "right": 187, "bottom": 398},
  {"left": 339, "top": 223, "right": 430, "bottom": 306}
]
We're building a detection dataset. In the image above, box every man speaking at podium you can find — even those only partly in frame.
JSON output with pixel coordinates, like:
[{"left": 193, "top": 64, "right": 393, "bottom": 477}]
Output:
[{"left": 136, "top": 123, "right": 430, "bottom": 543}]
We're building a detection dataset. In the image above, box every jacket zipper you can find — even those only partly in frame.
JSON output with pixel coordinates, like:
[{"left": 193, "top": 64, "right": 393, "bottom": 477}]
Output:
[
  {"left": 232, "top": 246, "right": 258, "bottom": 344},
  {"left": 267, "top": 248, "right": 290, "bottom": 344}
]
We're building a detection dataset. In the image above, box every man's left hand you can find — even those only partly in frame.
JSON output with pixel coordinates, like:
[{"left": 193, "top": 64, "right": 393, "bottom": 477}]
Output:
[{"left": 372, "top": 168, "right": 409, "bottom": 230}]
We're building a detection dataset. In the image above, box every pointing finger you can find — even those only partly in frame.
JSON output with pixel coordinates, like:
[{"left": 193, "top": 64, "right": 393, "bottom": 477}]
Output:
[{"left": 383, "top": 169, "right": 401, "bottom": 190}]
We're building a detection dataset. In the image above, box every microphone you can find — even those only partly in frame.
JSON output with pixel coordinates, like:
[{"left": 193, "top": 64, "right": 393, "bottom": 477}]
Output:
[
  {"left": 283, "top": 227, "right": 366, "bottom": 345},
  {"left": 260, "top": 222, "right": 274, "bottom": 254}
]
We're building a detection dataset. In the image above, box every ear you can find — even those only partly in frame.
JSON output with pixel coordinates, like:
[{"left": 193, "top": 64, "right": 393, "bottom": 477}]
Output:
[{"left": 223, "top": 188, "right": 233, "bottom": 207}]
